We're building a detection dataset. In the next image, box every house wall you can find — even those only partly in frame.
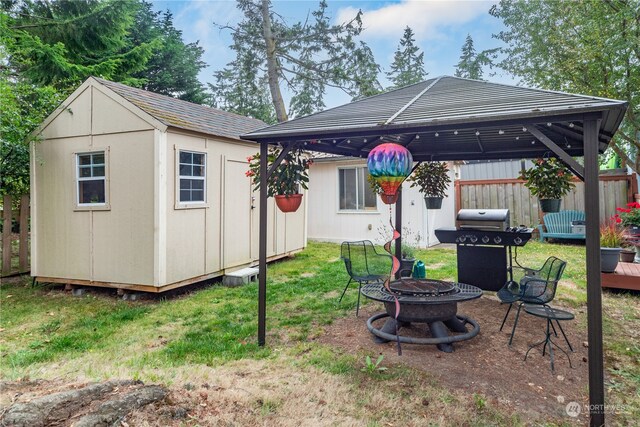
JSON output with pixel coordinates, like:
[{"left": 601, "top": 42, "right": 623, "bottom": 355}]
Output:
[
  {"left": 163, "top": 130, "right": 307, "bottom": 285},
  {"left": 307, "top": 159, "right": 455, "bottom": 248},
  {"left": 32, "top": 85, "right": 156, "bottom": 285}
]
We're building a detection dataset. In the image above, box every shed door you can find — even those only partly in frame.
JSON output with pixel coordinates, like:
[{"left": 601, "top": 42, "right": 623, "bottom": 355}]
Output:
[{"left": 223, "top": 158, "right": 253, "bottom": 268}]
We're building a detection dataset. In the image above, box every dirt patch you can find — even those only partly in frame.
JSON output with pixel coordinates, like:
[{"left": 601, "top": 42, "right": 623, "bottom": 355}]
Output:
[{"left": 318, "top": 296, "right": 591, "bottom": 425}]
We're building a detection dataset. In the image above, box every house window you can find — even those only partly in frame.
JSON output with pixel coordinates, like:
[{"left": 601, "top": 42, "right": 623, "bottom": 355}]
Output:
[
  {"left": 77, "top": 152, "right": 106, "bottom": 205},
  {"left": 338, "top": 167, "right": 377, "bottom": 211},
  {"left": 178, "top": 150, "right": 206, "bottom": 203}
]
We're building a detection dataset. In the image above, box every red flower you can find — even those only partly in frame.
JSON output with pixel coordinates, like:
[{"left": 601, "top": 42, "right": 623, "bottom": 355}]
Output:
[
  {"left": 245, "top": 170, "right": 254, "bottom": 177},
  {"left": 615, "top": 217, "right": 622, "bottom": 224},
  {"left": 618, "top": 208, "right": 632, "bottom": 213},
  {"left": 557, "top": 171, "right": 564, "bottom": 177},
  {"left": 247, "top": 156, "right": 253, "bottom": 162}
]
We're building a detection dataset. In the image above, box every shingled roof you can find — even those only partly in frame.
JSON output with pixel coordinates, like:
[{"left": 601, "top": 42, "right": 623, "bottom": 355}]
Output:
[
  {"left": 243, "top": 76, "right": 627, "bottom": 161},
  {"left": 95, "top": 77, "right": 267, "bottom": 140}
]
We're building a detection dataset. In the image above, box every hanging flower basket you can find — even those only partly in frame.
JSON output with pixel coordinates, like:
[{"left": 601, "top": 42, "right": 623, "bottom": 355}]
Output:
[
  {"left": 379, "top": 193, "right": 398, "bottom": 204},
  {"left": 275, "top": 194, "right": 303, "bottom": 213},
  {"left": 424, "top": 197, "right": 444, "bottom": 210}
]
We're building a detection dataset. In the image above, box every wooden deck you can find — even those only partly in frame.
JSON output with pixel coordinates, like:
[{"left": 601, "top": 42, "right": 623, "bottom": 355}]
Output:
[{"left": 601, "top": 262, "right": 640, "bottom": 291}]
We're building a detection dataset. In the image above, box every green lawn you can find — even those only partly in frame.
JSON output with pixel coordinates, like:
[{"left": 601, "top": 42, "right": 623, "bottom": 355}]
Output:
[{"left": 0, "top": 241, "right": 638, "bottom": 425}]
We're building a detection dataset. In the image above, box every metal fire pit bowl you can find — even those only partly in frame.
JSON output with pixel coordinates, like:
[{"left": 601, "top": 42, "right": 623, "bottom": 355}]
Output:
[{"left": 360, "top": 279, "right": 483, "bottom": 353}]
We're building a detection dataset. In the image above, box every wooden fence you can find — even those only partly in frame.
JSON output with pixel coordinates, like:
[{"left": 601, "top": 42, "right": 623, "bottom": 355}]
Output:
[
  {"left": 455, "top": 173, "right": 638, "bottom": 227},
  {"left": 1, "top": 194, "right": 30, "bottom": 277}
]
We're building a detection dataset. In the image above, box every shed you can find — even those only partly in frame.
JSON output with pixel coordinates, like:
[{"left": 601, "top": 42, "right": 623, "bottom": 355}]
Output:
[{"left": 30, "top": 77, "right": 307, "bottom": 292}]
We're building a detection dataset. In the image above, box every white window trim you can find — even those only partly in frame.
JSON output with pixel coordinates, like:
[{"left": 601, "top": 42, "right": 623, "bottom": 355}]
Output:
[
  {"left": 176, "top": 149, "right": 208, "bottom": 208},
  {"left": 74, "top": 149, "right": 110, "bottom": 211},
  {"left": 336, "top": 166, "right": 378, "bottom": 214}
]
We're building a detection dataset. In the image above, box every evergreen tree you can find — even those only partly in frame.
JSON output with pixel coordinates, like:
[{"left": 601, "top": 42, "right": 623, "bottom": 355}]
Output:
[
  {"left": 3, "top": 0, "right": 156, "bottom": 90},
  {"left": 491, "top": 0, "right": 640, "bottom": 173},
  {"left": 131, "top": 2, "right": 209, "bottom": 104},
  {"left": 386, "top": 26, "right": 427, "bottom": 90},
  {"left": 454, "top": 34, "right": 496, "bottom": 80},
  {"left": 212, "top": 0, "right": 381, "bottom": 122}
]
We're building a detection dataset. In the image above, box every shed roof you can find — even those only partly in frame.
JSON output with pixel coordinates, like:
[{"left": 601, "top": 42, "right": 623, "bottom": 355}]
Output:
[
  {"left": 242, "top": 76, "right": 627, "bottom": 161},
  {"left": 95, "top": 78, "right": 267, "bottom": 140}
]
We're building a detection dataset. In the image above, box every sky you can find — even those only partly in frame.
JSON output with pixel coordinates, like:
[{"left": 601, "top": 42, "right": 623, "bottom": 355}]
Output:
[{"left": 150, "top": 0, "right": 515, "bottom": 109}]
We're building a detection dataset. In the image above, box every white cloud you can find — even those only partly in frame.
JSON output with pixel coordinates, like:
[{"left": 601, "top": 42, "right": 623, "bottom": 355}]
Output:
[{"left": 336, "top": 0, "right": 491, "bottom": 42}]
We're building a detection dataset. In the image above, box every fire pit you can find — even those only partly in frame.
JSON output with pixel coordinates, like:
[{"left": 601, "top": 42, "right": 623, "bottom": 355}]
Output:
[{"left": 361, "top": 278, "right": 482, "bottom": 353}]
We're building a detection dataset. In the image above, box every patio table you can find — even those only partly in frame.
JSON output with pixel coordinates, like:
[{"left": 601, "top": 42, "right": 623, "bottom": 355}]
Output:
[{"left": 523, "top": 305, "right": 574, "bottom": 372}]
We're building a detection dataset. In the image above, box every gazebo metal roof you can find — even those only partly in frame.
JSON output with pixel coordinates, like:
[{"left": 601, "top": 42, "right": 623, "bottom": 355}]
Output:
[
  {"left": 243, "top": 76, "right": 627, "bottom": 162},
  {"left": 243, "top": 76, "right": 628, "bottom": 427}
]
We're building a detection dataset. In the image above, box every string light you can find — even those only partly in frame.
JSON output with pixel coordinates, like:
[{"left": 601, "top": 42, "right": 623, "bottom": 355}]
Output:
[
  {"left": 569, "top": 123, "right": 575, "bottom": 128},
  {"left": 347, "top": 139, "right": 351, "bottom": 144},
  {"left": 498, "top": 130, "right": 504, "bottom": 135},
  {"left": 516, "top": 136, "right": 520, "bottom": 140},
  {"left": 522, "top": 127, "right": 527, "bottom": 132},
  {"left": 415, "top": 135, "right": 420, "bottom": 140},
  {"left": 363, "top": 138, "right": 367, "bottom": 143},
  {"left": 475, "top": 131, "right": 480, "bottom": 136},
  {"left": 547, "top": 122, "right": 552, "bottom": 127},
  {"left": 332, "top": 139, "right": 336, "bottom": 143},
  {"left": 454, "top": 130, "right": 458, "bottom": 135},
  {"left": 531, "top": 141, "right": 535, "bottom": 145},
  {"left": 435, "top": 132, "right": 439, "bottom": 137}
]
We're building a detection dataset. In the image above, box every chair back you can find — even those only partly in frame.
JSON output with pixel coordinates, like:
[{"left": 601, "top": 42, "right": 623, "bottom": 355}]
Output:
[
  {"left": 340, "top": 240, "right": 390, "bottom": 279},
  {"left": 543, "top": 210, "right": 584, "bottom": 234},
  {"left": 522, "top": 256, "right": 567, "bottom": 304}
]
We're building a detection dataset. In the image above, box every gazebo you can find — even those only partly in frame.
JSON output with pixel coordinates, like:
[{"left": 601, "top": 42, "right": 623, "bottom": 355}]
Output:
[{"left": 242, "top": 76, "right": 628, "bottom": 426}]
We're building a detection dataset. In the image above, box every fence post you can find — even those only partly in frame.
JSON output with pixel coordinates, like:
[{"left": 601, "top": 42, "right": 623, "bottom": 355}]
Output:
[
  {"left": 2, "top": 194, "right": 12, "bottom": 273},
  {"left": 19, "top": 195, "right": 29, "bottom": 272}
]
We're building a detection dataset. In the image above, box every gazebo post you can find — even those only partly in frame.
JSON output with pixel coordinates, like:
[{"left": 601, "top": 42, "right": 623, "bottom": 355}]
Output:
[
  {"left": 583, "top": 118, "right": 604, "bottom": 426},
  {"left": 395, "top": 188, "right": 403, "bottom": 278},
  {"left": 258, "top": 141, "right": 268, "bottom": 346}
]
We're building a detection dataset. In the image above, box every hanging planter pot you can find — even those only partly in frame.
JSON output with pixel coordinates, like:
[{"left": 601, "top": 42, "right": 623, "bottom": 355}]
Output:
[
  {"left": 379, "top": 193, "right": 398, "bottom": 204},
  {"left": 600, "top": 247, "right": 622, "bottom": 273},
  {"left": 424, "top": 197, "right": 443, "bottom": 210},
  {"left": 275, "top": 194, "right": 303, "bottom": 213},
  {"left": 539, "top": 198, "right": 561, "bottom": 213}
]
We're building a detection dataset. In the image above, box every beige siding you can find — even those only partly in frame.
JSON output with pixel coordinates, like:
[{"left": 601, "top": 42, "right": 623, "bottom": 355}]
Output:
[
  {"left": 32, "top": 136, "right": 92, "bottom": 278},
  {"left": 91, "top": 87, "right": 155, "bottom": 135},
  {"left": 164, "top": 131, "right": 307, "bottom": 284},
  {"left": 40, "top": 87, "right": 92, "bottom": 139},
  {"left": 307, "top": 160, "right": 455, "bottom": 247},
  {"left": 91, "top": 131, "right": 155, "bottom": 284}
]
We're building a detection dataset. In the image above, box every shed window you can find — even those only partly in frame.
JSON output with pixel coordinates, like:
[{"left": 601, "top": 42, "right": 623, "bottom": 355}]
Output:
[
  {"left": 77, "top": 152, "right": 106, "bottom": 205},
  {"left": 339, "top": 167, "right": 377, "bottom": 211},
  {"left": 178, "top": 150, "right": 206, "bottom": 203}
]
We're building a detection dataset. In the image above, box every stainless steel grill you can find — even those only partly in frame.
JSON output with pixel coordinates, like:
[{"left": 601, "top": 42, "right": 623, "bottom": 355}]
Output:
[
  {"left": 435, "top": 208, "right": 533, "bottom": 292},
  {"left": 456, "top": 209, "right": 510, "bottom": 230}
]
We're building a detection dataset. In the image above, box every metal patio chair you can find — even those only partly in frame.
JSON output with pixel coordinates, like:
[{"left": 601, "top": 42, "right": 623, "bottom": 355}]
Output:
[
  {"left": 339, "top": 240, "right": 392, "bottom": 316},
  {"left": 497, "top": 256, "right": 570, "bottom": 347}
]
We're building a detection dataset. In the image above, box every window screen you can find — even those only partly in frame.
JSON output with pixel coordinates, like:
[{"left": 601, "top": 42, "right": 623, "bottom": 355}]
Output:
[
  {"left": 339, "top": 167, "right": 377, "bottom": 211},
  {"left": 179, "top": 151, "right": 206, "bottom": 203},
  {"left": 77, "top": 152, "right": 106, "bottom": 205}
]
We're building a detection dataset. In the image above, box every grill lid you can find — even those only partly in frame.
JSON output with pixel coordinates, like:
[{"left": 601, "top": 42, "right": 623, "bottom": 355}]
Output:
[{"left": 457, "top": 209, "right": 509, "bottom": 222}]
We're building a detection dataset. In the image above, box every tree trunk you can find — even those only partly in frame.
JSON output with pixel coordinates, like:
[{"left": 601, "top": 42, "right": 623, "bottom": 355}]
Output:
[{"left": 260, "top": 0, "right": 288, "bottom": 123}]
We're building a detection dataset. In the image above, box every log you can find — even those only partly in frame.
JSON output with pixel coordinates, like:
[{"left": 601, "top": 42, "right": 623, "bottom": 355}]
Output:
[
  {"left": 73, "top": 385, "right": 166, "bottom": 427},
  {"left": 0, "top": 380, "right": 134, "bottom": 427}
]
